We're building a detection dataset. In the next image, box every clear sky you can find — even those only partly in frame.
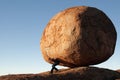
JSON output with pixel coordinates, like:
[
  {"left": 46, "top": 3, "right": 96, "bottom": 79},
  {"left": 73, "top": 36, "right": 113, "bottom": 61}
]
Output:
[{"left": 0, "top": 0, "right": 120, "bottom": 76}]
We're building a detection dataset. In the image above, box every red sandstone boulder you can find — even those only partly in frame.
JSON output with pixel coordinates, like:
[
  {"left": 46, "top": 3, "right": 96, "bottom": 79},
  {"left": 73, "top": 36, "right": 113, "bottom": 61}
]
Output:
[{"left": 40, "top": 6, "right": 117, "bottom": 67}]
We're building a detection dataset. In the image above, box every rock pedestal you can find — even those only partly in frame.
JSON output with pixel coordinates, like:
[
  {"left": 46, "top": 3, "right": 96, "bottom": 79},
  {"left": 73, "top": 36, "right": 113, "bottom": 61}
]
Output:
[
  {"left": 40, "top": 6, "right": 117, "bottom": 67},
  {"left": 1, "top": 67, "right": 120, "bottom": 80}
]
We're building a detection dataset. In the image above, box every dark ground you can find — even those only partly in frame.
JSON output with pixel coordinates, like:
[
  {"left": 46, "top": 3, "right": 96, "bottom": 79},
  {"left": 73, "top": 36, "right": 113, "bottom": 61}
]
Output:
[{"left": 0, "top": 67, "right": 120, "bottom": 80}]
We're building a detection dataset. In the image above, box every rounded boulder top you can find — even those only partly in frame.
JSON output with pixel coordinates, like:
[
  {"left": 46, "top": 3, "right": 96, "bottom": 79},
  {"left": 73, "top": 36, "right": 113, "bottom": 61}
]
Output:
[{"left": 40, "top": 6, "right": 117, "bottom": 67}]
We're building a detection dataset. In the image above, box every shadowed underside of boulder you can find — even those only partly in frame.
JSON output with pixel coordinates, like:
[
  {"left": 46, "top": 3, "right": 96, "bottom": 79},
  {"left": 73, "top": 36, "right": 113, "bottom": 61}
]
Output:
[
  {"left": 0, "top": 67, "right": 120, "bottom": 80},
  {"left": 40, "top": 6, "right": 117, "bottom": 67}
]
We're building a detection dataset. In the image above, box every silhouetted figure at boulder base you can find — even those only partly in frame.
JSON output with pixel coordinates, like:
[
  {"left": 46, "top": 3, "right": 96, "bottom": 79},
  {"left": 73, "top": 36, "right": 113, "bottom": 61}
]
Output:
[{"left": 50, "top": 59, "right": 60, "bottom": 74}]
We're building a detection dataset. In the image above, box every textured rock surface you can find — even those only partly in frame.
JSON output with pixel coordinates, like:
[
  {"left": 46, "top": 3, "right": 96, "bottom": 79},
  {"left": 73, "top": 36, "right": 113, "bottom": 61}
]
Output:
[
  {"left": 40, "top": 6, "right": 117, "bottom": 67},
  {"left": 0, "top": 67, "right": 120, "bottom": 80}
]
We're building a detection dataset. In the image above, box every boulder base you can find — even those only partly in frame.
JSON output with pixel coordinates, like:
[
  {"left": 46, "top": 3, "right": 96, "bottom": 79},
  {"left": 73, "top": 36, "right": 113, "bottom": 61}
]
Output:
[
  {"left": 40, "top": 6, "right": 117, "bottom": 67},
  {"left": 1, "top": 67, "right": 120, "bottom": 80}
]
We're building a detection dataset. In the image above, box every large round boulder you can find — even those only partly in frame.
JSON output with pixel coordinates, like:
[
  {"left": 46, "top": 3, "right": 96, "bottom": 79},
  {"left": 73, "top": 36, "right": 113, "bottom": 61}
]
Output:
[{"left": 40, "top": 6, "right": 117, "bottom": 67}]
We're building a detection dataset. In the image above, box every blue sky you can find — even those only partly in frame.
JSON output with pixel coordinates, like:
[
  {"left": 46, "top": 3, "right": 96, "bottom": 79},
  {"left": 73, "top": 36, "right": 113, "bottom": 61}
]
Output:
[{"left": 0, "top": 0, "right": 120, "bottom": 75}]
